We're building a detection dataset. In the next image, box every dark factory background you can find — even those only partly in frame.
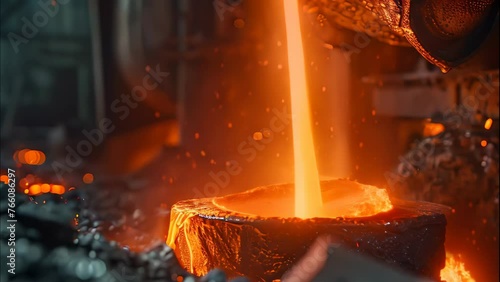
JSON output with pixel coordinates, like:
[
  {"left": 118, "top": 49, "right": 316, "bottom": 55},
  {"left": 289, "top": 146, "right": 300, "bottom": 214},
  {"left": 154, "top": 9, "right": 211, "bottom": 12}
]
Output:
[{"left": 0, "top": 0, "right": 498, "bottom": 281}]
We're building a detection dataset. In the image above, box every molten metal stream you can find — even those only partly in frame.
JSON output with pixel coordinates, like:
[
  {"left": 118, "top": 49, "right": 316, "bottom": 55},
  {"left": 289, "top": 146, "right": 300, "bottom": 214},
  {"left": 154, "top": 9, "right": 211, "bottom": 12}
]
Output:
[{"left": 283, "top": 0, "right": 323, "bottom": 218}]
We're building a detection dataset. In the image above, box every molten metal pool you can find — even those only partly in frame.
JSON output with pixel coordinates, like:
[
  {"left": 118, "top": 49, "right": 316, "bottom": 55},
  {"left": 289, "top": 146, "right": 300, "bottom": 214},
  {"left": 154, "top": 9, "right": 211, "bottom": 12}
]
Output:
[{"left": 167, "top": 179, "right": 448, "bottom": 281}]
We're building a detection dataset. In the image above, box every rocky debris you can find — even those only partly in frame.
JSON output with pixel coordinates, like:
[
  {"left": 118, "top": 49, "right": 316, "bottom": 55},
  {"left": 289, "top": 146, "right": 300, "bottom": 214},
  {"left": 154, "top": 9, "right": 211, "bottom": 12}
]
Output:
[
  {"left": 0, "top": 183, "right": 248, "bottom": 282},
  {"left": 390, "top": 114, "right": 499, "bottom": 228}
]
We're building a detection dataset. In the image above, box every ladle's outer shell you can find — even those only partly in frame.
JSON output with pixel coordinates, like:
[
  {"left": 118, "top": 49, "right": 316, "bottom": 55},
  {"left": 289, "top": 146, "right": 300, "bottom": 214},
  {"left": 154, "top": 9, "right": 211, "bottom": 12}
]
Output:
[{"left": 167, "top": 180, "right": 447, "bottom": 281}]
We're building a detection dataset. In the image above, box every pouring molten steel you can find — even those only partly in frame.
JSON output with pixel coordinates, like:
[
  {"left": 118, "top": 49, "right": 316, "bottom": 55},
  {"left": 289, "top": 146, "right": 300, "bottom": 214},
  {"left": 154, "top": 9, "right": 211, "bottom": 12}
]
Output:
[
  {"left": 166, "top": 0, "right": 452, "bottom": 281},
  {"left": 282, "top": 0, "right": 393, "bottom": 219}
]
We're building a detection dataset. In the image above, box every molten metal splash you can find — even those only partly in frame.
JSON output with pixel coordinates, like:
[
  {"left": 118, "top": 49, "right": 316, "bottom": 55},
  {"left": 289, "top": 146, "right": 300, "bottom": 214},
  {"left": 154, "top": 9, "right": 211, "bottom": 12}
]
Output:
[
  {"left": 322, "top": 182, "right": 393, "bottom": 218},
  {"left": 440, "top": 252, "right": 476, "bottom": 282}
]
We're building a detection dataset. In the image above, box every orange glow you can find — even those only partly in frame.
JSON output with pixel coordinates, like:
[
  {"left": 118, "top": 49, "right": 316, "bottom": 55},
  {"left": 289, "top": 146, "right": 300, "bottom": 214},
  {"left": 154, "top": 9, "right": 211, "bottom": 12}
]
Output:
[
  {"left": 14, "top": 149, "right": 29, "bottom": 163},
  {"left": 36, "top": 150, "right": 46, "bottom": 164},
  {"left": 424, "top": 123, "right": 445, "bottom": 137},
  {"left": 24, "top": 150, "right": 40, "bottom": 164},
  {"left": 19, "top": 178, "right": 29, "bottom": 189},
  {"left": 481, "top": 140, "right": 488, "bottom": 147},
  {"left": 253, "top": 132, "right": 263, "bottom": 141},
  {"left": 83, "top": 173, "right": 94, "bottom": 184},
  {"left": 29, "top": 184, "right": 42, "bottom": 195},
  {"left": 20, "top": 174, "right": 36, "bottom": 189},
  {"left": 282, "top": 0, "right": 392, "bottom": 218},
  {"left": 484, "top": 118, "right": 493, "bottom": 130},
  {"left": 0, "top": 175, "right": 8, "bottom": 184},
  {"left": 441, "top": 252, "right": 475, "bottom": 282},
  {"left": 283, "top": 0, "right": 322, "bottom": 218},
  {"left": 51, "top": 184, "right": 65, "bottom": 195},
  {"left": 213, "top": 180, "right": 393, "bottom": 218},
  {"left": 25, "top": 183, "right": 66, "bottom": 195},
  {"left": 233, "top": 18, "right": 245, "bottom": 29},
  {"left": 14, "top": 149, "right": 46, "bottom": 165},
  {"left": 41, "top": 183, "right": 51, "bottom": 193}
]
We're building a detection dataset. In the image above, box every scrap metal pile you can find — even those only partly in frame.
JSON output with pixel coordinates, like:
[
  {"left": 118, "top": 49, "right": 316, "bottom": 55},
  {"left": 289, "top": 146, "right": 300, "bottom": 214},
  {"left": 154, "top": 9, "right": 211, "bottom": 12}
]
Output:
[{"left": 390, "top": 110, "right": 499, "bottom": 229}]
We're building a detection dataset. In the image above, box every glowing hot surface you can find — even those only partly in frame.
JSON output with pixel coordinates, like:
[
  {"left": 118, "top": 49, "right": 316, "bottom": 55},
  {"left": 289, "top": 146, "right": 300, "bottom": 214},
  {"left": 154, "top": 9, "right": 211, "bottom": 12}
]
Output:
[
  {"left": 441, "top": 252, "right": 476, "bottom": 282},
  {"left": 213, "top": 179, "right": 393, "bottom": 218},
  {"left": 283, "top": 0, "right": 323, "bottom": 218}
]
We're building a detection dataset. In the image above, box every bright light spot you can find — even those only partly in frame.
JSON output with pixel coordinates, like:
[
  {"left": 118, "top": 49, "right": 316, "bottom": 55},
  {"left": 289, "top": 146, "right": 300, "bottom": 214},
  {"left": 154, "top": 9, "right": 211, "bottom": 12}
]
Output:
[
  {"left": 484, "top": 118, "right": 493, "bottom": 130},
  {"left": 14, "top": 149, "right": 46, "bottom": 165},
  {"left": 26, "top": 183, "right": 66, "bottom": 195},
  {"left": 481, "top": 140, "right": 488, "bottom": 147},
  {"left": 283, "top": 0, "right": 322, "bottom": 218},
  {"left": 253, "top": 132, "right": 263, "bottom": 140},
  {"left": 51, "top": 185, "right": 65, "bottom": 195},
  {"left": 424, "top": 123, "right": 445, "bottom": 136},
  {"left": 29, "top": 184, "right": 42, "bottom": 195},
  {"left": 0, "top": 175, "right": 8, "bottom": 184},
  {"left": 41, "top": 183, "right": 51, "bottom": 193},
  {"left": 441, "top": 252, "right": 475, "bottom": 282}
]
